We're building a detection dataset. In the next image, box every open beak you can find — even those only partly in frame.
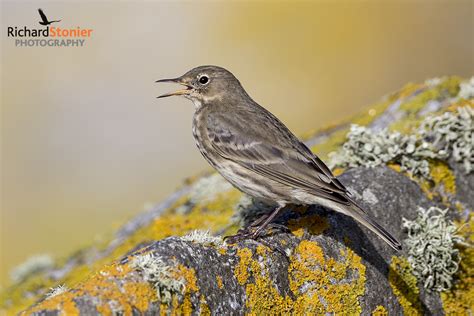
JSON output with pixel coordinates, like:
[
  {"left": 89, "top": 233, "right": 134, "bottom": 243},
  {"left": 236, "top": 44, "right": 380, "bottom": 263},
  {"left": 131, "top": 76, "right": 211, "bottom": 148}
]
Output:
[{"left": 156, "top": 78, "right": 192, "bottom": 98}]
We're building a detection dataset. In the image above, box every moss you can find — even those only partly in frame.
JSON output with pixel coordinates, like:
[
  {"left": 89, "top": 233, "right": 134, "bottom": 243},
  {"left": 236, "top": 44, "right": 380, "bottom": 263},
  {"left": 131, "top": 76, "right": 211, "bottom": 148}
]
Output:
[
  {"left": 371, "top": 305, "right": 388, "bottom": 316},
  {"left": 388, "top": 256, "right": 422, "bottom": 315},
  {"left": 288, "top": 214, "right": 329, "bottom": 238}
]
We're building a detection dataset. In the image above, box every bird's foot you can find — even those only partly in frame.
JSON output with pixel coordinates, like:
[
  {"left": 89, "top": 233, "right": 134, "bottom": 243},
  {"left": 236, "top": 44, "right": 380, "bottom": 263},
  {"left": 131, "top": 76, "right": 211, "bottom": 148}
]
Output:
[
  {"left": 224, "top": 222, "right": 289, "bottom": 244},
  {"left": 223, "top": 228, "right": 258, "bottom": 244}
]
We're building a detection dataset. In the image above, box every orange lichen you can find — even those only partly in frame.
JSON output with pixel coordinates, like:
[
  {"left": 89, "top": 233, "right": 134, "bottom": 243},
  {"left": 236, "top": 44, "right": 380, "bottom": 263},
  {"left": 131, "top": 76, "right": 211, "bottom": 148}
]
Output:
[
  {"left": 24, "top": 263, "right": 157, "bottom": 316},
  {"left": 288, "top": 214, "right": 329, "bottom": 238},
  {"left": 23, "top": 291, "right": 79, "bottom": 316}
]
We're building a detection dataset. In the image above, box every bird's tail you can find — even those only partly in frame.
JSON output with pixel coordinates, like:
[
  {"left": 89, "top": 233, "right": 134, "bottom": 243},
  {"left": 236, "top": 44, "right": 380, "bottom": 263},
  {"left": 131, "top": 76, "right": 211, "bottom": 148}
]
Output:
[{"left": 344, "top": 202, "right": 402, "bottom": 251}]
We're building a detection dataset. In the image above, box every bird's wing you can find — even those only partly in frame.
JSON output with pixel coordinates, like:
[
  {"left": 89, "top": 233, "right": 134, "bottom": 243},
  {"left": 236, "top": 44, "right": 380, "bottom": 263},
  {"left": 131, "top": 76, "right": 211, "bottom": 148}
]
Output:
[
  {"left": 38, "top": 9, "right": 48, "bottom": 23},
  {"left": 206, "top": 109, "right": 351, "bottom": 205}
]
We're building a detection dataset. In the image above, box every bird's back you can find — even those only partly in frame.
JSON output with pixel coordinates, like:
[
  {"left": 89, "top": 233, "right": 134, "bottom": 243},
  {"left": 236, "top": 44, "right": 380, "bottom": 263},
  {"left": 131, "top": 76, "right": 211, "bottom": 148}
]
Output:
[{"left": 192, "top": 98, "right": 350, "bottom": 206}]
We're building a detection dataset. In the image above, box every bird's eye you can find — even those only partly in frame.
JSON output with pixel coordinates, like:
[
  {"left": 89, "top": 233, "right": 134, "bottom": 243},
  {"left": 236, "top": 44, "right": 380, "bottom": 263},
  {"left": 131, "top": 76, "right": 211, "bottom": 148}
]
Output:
[{"left": 199, "top": 75, "right": 209, "bottom": 85}]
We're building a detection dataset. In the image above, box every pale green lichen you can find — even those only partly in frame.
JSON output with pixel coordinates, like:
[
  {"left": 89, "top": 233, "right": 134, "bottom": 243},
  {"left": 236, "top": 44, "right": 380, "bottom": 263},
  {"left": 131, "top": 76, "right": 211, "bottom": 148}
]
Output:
[
  {"left": 176, "top": 173, "right": 234, "bottom": 214},
  {"left": 402, "top": 207, "right": 464, "bottom": 292},
  {"left": 457, "top": 77, "right": 474, "bottom": 100},
  {"left": 45, "top": 284, "right": 69, "bottom": 299},
  {"left": 130, "top": 253, "right": 185, "bottom": 304},
  {"left": 419, "top": 106, "right": 473, "bottom": 174},
  {"left": 328, "top": 106, "right": 473, "bottom": 178},
  {"left": 10, "top": 254, "right": 54, "bottom": 283},
  {"left": 181, "top": 229, "right": 224, "bottom": 247},
  {"left": 327, "top": 124, "right": 441, "bottom": 178}
]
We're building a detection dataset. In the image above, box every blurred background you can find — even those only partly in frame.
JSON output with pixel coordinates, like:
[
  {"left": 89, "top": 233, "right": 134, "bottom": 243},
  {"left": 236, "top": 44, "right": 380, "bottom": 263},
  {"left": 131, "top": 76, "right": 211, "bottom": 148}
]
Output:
[{"left": 1, "top": 0, "right": 473, "bottom": 286}]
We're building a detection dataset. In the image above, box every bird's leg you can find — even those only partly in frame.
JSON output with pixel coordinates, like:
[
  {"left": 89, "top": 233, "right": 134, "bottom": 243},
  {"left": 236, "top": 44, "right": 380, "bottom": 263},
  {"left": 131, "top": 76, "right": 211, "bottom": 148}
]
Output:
[
  {"left": 248, "top": 212, "right": 271, "bottom": 228},
  {"left": 265, "top": 222, "right": 291, "bottom": 233},
  {"left": 224, "top": 205, "right": 285, "bottom": 243},
  {"left": 250, "top": 205, "right": 284, "bottom": 238}
]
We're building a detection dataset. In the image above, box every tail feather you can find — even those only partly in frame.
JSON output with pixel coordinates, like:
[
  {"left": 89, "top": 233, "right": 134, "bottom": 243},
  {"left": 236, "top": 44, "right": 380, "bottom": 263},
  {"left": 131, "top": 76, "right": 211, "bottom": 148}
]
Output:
[{"left": 345, "top": 202, "right": 402, "bottom": 251}]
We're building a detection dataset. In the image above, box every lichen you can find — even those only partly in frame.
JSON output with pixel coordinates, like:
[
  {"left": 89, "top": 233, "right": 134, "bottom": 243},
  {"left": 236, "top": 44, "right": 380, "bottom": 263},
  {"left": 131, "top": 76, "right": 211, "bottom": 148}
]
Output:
[
  {"left": 288, "top": 214, "right": 329, "bottom": 238},
  {"left": 429, "top": 160, "right": 456, "bottom": 195},
  {"left": 25, "top": 262, "right": 157, "bottom": 316},
  {"left": 180, "top": 230, "right": 224, "bottom": 247},
  {"left": 441, "top": 211, "right": 474, "bottom": 314},
  {"left": 388, "top": 256, "right": 422, "bottom": 315},
  {"left": 175, "top": 173, "right": 234, "bottom": 214},
  {"left": 328, "top": 105, "right": 473, "bottom": 180},
  {"left": 457, "top": 76, "right": 474, "bottom": 100},
  {"left": 402, "top": 207, "right": 463, "bottom": 292},
  {"left": 419, "top": 106, "right": 473, "bottom": 174},
  {"left": 10, "top": 255, "right": 54, "bottom": 284},
  {"left": 232, "top": 241, "right": 366, "bottom": 315},
  {"left": 288, "top": 240, "right": 366, "bottom": 314},
  {"left": 45, "top": 284, "right": 69, "bottom": 299},
  {"left": 130, "top": 253, "right": 185, "bottom": 304},
  {"left": 371, "top": 305, "right": 388, "bottom": 316},
  {"left": 328, "top": 124, "right": 441, "bottom": 179}
]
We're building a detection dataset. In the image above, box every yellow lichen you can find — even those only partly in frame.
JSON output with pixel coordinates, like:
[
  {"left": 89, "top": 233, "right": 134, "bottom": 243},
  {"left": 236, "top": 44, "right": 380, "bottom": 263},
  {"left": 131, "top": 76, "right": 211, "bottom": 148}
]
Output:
[
  {"left": 288, "top": 240, "right": 366, "bottom": 314},
  {"left": 372, "top": 305, "right": 388, "bottom": 316},
  {"left": 288, "top": 214, "right": 329, "bottom": 238},
  {"left": 232, "top": 240, "right": 366, "bottom": 315},
  {"left": 311, "top": 127, "right": 350, "bottom": 161},
  {"left": 441, "top": 213, "right": 474, "bottom": 314},
  {"left": 429, "top": 161, "right": 456, "bottom": 195},
  {"left": 388, "top": 256, "right": 422, "bottom": 315},
  {"left": 234, "top": 248, "right": 252, "bottom": 285},
  {"left": 216, "top": 275, "right": 223, "bottom": 289}
]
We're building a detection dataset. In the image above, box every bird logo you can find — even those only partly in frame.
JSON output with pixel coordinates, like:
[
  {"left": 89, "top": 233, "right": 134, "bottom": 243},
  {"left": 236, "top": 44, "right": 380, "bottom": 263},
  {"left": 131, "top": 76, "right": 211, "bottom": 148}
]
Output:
[{"left": 37, "top": 8, "right": 61, "bottom": 26}]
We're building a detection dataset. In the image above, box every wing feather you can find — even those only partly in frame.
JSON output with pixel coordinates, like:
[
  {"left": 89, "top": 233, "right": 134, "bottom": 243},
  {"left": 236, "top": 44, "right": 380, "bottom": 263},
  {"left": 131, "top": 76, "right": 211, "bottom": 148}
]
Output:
[{"left": 206, "top": 110, "right": 350, "bottom": 205}]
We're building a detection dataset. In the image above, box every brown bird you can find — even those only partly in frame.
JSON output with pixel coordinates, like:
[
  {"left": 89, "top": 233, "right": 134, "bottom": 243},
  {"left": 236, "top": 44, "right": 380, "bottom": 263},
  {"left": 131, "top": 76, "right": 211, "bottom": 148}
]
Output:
[{"left": 157, "top": 65, "right": 401, "bottom": 251}]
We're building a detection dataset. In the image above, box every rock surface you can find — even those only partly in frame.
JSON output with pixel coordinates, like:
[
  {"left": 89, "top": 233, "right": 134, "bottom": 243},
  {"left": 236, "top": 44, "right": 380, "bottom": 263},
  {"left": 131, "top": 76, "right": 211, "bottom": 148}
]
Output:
[{"left": 1, "top": 77, "right": 472, "bottom": 315}]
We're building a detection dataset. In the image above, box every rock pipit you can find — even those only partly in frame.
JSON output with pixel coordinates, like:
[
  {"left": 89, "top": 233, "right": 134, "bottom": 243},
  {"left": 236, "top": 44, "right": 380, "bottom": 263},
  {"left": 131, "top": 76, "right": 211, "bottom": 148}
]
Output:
[{"left": 157, "top": 65, "right": 401, "bottom": 251}]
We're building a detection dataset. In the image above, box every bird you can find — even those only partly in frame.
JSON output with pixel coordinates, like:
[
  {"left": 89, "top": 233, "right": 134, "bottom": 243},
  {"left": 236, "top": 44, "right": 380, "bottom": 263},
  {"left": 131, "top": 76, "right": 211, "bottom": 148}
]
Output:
[
  {"left": 38, "top": 8, "right": 61, "bottom": 26},
  {"left": 156, "top": 65, "right": 402, "bottom": 251}
]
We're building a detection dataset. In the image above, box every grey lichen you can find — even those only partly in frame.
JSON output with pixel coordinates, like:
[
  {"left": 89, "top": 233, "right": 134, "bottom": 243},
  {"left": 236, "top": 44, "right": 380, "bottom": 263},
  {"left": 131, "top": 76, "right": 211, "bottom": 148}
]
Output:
[
  {"left": 181, "top": 229, "right": 224, "bottom": 247},
  {"left": 402, "top": 206, "right": 463, "bottom": 292},
  {"left": 419, "top": 106, "right": 474, "bottom": 173},
  {"left": 130, "top": 253, "right": 185, "bottom": 304},
  {"left": 328, "top": 124, "right": 440, "bottom": 178},
  {"left": 10, "top": 254, "right": 54, "bottom": 283}
]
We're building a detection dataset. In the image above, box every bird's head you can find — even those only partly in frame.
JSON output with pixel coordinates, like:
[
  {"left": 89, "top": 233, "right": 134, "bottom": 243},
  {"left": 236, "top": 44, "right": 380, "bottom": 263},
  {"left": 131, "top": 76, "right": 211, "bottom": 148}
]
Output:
[{"left": 156, "top": 65, "right": 246, "bottom": 107}]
